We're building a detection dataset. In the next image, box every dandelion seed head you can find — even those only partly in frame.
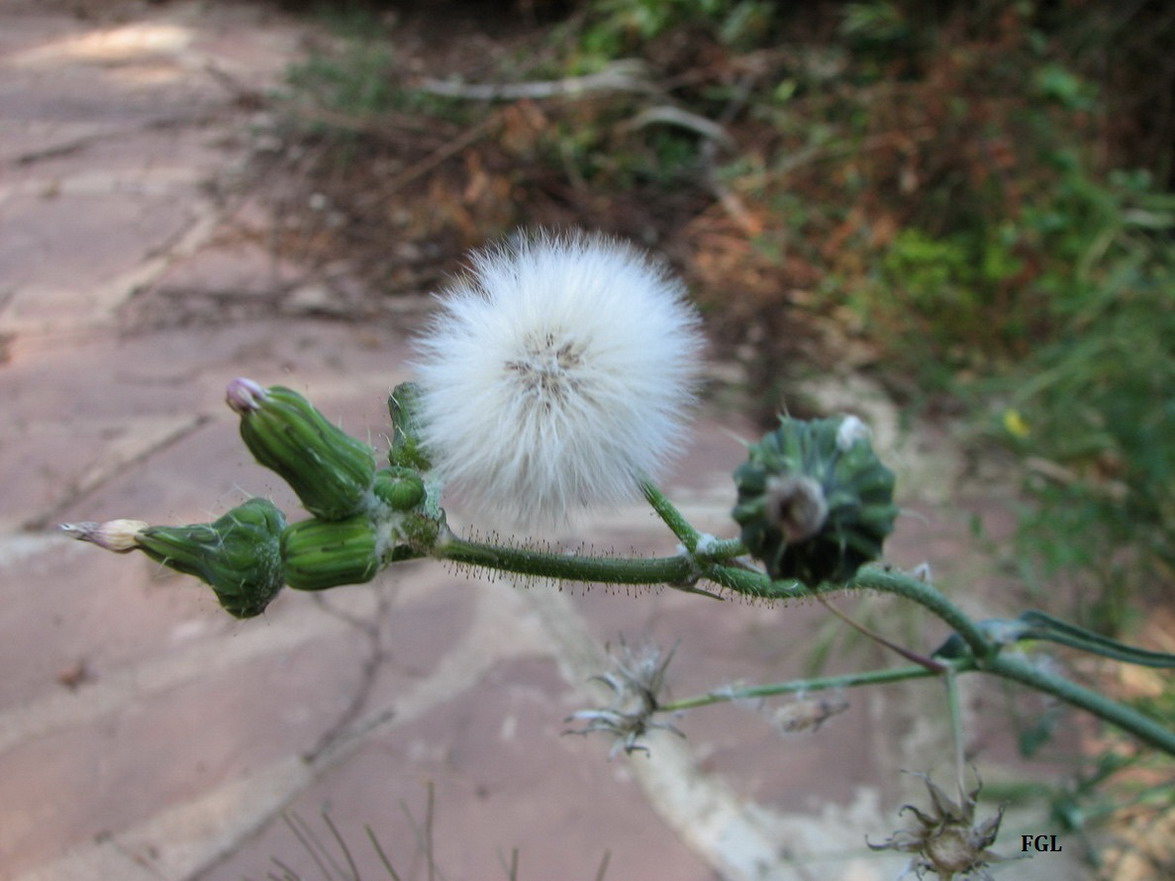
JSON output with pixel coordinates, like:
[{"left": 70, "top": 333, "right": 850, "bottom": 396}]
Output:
[{"left": 412, "top": 230, "right": 704, "bottom": 528}]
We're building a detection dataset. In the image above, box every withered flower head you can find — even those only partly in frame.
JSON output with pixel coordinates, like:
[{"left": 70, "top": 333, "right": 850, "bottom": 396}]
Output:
[
  {"left": 564, "top": 639, "right": 683, "bottom": 757},
  {"left": 869, "top": 771, "right": 1018, "bottom": 880}
]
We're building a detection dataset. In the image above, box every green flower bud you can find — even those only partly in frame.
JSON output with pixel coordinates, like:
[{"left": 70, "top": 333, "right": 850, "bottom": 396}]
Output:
[
  {"left": 282, "top": 515, "right": 382, "bottom": 591},
  {"left": 732, "top": 416, "right": 897, "bottom": 586},
  {"left": 135, "top": 498, "right": 287, "bottom": 619},
  {"left": 227, "top": 378, "right": 376, "bottom": 521},
  {"left": 387, "top": 382, "right": 432, "bottom": 471},
  {"left": 373, "top": 467, "right": 425, "bottom": 511}
]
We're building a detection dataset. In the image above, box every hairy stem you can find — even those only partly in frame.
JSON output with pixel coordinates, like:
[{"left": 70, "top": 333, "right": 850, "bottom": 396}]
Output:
[
  {"left": 638, "top": 482, "right": 749, "bottom": 563},
  {"left": 848, "top": 568, "right": 992, "bottom": 659},
  {"left": 420, "top": 520, "right": 1175, "bottom": 756},
  {"left": 640, "top": 479, "right": 701, "bottom": 549},
  {"left": 434, "top": 528, "right": 697, "bottom": 585}
]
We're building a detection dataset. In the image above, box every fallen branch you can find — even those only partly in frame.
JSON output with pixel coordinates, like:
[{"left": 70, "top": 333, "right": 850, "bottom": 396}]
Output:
[{"left": 415, "top": 60, "right": 656, "bottom": 101}]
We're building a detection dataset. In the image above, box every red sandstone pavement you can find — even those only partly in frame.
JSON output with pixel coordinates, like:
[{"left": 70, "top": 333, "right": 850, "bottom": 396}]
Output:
[{"left": 0, "top": 4, "right": 1092, "bottom": 880}]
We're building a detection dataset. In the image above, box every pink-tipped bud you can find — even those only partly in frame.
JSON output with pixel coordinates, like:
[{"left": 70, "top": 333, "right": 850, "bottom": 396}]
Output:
[
  {"left": 60, "top": 519, "right": 149, "bottom": 552},
  {"left": 225, "top": 377, "right": 268, "bottom": 415}
]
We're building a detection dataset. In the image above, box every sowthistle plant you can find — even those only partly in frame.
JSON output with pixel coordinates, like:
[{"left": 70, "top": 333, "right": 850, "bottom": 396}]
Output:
[{"left": 63, "top": 230, "right": 1173, "bottom": 879}]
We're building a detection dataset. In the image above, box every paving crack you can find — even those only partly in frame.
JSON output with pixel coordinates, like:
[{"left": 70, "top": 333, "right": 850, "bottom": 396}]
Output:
[
  {"left": 301, "top": 587, "right": 395, "bottom": 763},
  {"left": 23, "top": 413, "right": 210, "bottom": 530}
]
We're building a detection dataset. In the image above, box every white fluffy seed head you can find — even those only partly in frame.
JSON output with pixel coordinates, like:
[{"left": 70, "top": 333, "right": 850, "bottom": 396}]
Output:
[{"left": 412, "top": 230, "right": 704, "bottom": 529}]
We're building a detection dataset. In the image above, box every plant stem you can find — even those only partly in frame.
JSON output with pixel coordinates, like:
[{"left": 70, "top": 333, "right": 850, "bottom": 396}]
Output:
[
  {"left": 659, "top": 653, "right": 1175, "bottom": 758},
  {"left": 424, "top": 523, "right": 1175, "bottom": 757},
  {"left": 637, "top": 481, "right": 748, "bottom": 563},
  {"left": 985, "top": 652, "right": 1175, "bottom": 756},
  {"left": 700, "top": 537, "right": 750, "bottom": 559},
  {"left": 640, "top": 479, "right": 700, "bottom": 549},
  {"left": 817, "top": 595, "right": 948, "bottom": 672},
  {"left": 849, "top": 568, "right": 992, "bottom": 659},
  {"left": 659, "top": 662, "right": 959, "bottom": 713},
  {"left": 435, "top": 529, "right": 697, "bottom": 585},
  {"left": 945, "top": 668, "right": 966, "bottom": 796}
]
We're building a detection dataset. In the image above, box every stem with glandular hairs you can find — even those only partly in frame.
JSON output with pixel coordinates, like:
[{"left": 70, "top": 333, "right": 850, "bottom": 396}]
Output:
[{"left": 426, "top": 511, "right": 1175, "bottom": 757}]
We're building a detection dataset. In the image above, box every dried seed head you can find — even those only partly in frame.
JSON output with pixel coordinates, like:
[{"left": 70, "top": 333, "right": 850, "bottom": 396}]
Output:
[
  {"left": 564, "top": 639, "right": 683, "bottom": 757},
  {"left": 868, "top": 771, "right": 1018, "bottom": 880}
]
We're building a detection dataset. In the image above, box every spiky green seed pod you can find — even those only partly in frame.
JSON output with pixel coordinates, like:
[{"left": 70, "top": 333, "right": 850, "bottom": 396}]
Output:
[
  {"left": 135, "top": 498, "right": 287, "bottom": 619},
  {"left": 732, "top": 416, "right": 897, "bottom": 586},
  {"left": 281, "top": 515, "right": 382, "bottom": 591},
  {"left": 227, "top": 379, "right": 376, "bottom": 521},
  {"left": 387, "top": 382, "right": 432, "bottom": 471},
  {"left": 373, "top": 467, "right": 425, "bottom": 511}
]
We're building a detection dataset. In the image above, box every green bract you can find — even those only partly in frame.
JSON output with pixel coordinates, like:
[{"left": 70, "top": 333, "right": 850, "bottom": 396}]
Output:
[
  {"left": 732, "top": 416, "right": 897, "bottom": 586},
  {"left": 373, "top": 466, "right": 426, "bottom": 511},
  {"left": 282, "top": 515, "right": 382, "bottom": 591},
  {"left": 387, "top": 382, "right": 432, "bottom": 471},
  {"left": 229, "top": 380, "right": 376, "bottom": 520},
  {"left": 135, "top": 498, "right": 287, "bottom": 619}
]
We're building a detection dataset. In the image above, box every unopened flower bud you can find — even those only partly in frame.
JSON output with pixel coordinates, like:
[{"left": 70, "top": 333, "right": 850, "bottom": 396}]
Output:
[
  {"left": 281, "top": 515, "right": 382, "bottom": 591},
  {"left": 134, "top": 498, "right": 287, "bottom": 619},
  {"left": 373, "top": 467, "right": 425, "bottom": 511},
  {"left": 733, "top": 416, "right": 897, "bottom": 586},
  {"left": 60, "top": 519, "right": 149, "bottom": 552},
  {"left": 230, "top": 380, "right": 377, "bottom": 520},
  {"left": 225, "top": 377, "right": 267, "bottom": 415}
]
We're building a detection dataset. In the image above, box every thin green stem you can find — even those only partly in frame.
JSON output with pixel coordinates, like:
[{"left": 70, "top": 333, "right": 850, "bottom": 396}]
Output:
[
  {"left": 817, "top": 595, "right": 948, "bottom": 672},
  {"left": 849, "top": 568, "right": 992, "bottom": 659},
  {"left": 985, "top": 652, "right": 1175, "bottom": 756},
  {"left": 658, "top": 654, "right": 1175, "bottom": 758},
  {"left": 1018, "top": 610, "right": 1175, "bottom": 668},
  {"left": 637, "top": 482, "right": 747, "bottom": 563},
  {"left": 699, "top": 558, "right": 995, "bottom": 667},
  {"left": 419, "top": 515, "right": 1175, "bottom": 757},
  {"left": 659, "top": 662, "right": 961, "bottom": 713},
  {"left": 640, "top": 479, "right": 701, "bottom": 549},
  {"left": 700, "top": 537, "right": 750, "bottom": 559},
  {"left": 944, "top": 668, "right": 966, "bottom": 796}
]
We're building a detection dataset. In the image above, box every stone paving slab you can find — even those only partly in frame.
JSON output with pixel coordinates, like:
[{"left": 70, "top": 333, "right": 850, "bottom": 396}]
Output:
[{"left": 0, "top": 4, "right": 1093, "bottom": 881}]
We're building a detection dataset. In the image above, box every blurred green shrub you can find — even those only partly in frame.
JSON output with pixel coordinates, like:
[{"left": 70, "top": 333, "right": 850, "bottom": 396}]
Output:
[{"left": 991, "top": 174, "right": 1175, "bottom": 633}]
